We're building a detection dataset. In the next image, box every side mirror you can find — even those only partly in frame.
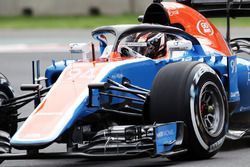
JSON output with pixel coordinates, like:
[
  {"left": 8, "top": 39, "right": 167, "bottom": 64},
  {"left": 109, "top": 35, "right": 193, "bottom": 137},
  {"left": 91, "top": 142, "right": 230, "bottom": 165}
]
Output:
[
  {"left": 167, "top": 40, "right": 193, "bottom": 52},
  {"left": 69, "top": 43, "right": 93, "bottom": 60},
  {"left": 167, "top": 40, "right": 193, "bottom": 59}
]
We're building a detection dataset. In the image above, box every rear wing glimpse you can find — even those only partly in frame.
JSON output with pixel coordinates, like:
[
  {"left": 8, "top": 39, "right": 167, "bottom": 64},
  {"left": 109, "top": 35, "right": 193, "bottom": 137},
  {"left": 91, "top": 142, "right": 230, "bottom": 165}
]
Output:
[{"left": 177, "top": 0, "right": 250, "bottom": 17}]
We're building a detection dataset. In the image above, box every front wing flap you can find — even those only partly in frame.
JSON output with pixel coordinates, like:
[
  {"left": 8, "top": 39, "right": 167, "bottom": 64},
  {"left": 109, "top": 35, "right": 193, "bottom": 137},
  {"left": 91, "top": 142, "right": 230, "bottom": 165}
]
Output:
[{"left": 0, "top": 122, "right": 186, "bottom": 161}]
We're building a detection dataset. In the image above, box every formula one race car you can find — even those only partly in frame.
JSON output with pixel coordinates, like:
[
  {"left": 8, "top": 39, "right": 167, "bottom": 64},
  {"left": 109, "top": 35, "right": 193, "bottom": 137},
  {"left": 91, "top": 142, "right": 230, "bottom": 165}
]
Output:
[{"left": 0, "top": 0, "right": 250, "bottom": 163}]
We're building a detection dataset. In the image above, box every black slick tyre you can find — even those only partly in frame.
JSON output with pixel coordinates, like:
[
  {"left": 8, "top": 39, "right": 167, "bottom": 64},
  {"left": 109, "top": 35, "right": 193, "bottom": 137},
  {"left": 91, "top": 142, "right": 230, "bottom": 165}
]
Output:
[
  {"left": 0, "top": 74, "right": 17, "bottom": 140},
  {"left": 148, "top": 61, "right": 228, "bottom": 160}
]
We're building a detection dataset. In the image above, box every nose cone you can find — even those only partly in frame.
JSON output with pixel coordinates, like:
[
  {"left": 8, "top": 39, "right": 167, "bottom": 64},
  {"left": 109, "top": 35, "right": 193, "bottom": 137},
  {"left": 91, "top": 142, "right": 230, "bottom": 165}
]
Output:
[{"left": 11, "top": 62, "right": 106, "bottom": 149}]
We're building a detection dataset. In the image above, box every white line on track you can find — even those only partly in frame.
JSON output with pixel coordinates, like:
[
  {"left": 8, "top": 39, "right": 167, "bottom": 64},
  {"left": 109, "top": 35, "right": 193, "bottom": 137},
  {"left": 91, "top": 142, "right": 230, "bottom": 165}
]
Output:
[{"left": 0, "top": 43, "right": 68, "bottom": 53}]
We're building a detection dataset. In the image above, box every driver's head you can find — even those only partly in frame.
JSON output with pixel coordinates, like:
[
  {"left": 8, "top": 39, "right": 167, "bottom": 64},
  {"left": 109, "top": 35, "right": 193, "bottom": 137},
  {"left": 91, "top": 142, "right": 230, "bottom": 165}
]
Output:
[{"left": 136, "top": 32, "right": 167, "bottom": 58}]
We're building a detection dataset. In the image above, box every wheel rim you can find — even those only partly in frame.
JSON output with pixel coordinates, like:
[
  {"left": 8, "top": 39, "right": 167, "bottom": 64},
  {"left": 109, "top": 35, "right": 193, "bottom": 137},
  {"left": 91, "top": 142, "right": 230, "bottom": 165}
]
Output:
[{"left": 199, "top": 82, "right": 225, "bottom": 137}]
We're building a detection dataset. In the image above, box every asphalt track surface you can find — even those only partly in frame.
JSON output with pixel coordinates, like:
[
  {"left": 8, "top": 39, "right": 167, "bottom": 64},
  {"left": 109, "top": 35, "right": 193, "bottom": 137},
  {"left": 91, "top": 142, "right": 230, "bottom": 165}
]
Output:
[{"left": 1, "top": 27, "right": 250, "bottom": 166}]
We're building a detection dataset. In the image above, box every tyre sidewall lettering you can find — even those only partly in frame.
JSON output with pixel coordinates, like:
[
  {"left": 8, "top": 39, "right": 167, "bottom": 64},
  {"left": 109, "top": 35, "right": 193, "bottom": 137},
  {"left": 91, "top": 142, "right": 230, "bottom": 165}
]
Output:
[{"left": 189, "top": 64, "right": 227, "bottom": 152}]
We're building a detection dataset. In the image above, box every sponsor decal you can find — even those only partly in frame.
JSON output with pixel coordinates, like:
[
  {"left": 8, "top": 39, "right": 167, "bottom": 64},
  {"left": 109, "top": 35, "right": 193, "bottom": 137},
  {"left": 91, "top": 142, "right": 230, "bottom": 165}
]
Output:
[
  {"left": 247, "top": 66, "right": 250, "bottom": 85},
  {"left": 110, "top": 73, "right": 124, "bottom": 80},
  {"left": 197, "top": 20, "right": 214, "bottom": 36},
  {"left": 230, "top": 91, "right": 240, "bottom": 98},
  {"left": 240, "top": 106, "right": 250, "bottom": 112},
  {"left": 167, "top": 6, "right": 179, "bottom": 16},
  {"left": 209, "top": 136, "right": 225, "bottom": 152},
  {"left": 156, "top": 129, "right": 175, "bottom": 139},
  {"left": 230, "top": 58, "right": 237, "bottom": 73},
  {"left": 228, "top": 56, "right": 240, "bottom": 102},
  {"left": 193, "top": 64, "right": 215, "bottom": 84},
  {"left": 66, "top": 68, "right": 95, "bottom": 82},
  {"left": 124, "top": 42, "right": 147, "bottom": 47},
  {"left": 155, "top": 123, "right": 177, "bottom": 154}
]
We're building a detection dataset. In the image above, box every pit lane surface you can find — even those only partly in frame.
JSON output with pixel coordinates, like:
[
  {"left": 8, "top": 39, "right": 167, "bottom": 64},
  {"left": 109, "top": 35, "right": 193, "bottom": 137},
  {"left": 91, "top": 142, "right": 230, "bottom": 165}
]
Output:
[{"left": 1, "top": 27, "right": 250, "bottom": 166}]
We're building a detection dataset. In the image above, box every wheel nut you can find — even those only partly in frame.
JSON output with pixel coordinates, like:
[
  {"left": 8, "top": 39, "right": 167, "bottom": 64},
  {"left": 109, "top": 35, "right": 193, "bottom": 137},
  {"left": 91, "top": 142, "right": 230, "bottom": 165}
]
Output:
[{"left": 208, "top": 105, "right": 214, "bottom": 112}]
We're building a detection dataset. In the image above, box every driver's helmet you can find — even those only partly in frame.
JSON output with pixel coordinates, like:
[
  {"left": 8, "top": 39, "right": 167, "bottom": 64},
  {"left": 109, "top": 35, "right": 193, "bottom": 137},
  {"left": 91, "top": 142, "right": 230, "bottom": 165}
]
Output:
[{"left": 135, "top": 32, "right": 167, "bottom": 58}]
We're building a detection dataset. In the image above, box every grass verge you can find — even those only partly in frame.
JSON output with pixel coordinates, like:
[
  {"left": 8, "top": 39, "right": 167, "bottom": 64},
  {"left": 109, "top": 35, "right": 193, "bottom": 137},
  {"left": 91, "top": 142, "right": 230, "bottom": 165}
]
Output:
[
  {"left": 0, "top": 15, "right": 249, "bottom": 29},
  {"left": 0, "top": 15, "right": 138, "bottom": 29}
]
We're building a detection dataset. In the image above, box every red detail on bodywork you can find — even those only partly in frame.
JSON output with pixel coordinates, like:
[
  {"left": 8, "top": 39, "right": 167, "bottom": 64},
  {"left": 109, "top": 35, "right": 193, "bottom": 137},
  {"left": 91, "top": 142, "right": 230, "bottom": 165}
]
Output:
[
  {"left": 162, "top": 2, "right": 232, "bottom": 56},
  {"left": 110, "top": 51, "right": 122, "bottom": 61}
]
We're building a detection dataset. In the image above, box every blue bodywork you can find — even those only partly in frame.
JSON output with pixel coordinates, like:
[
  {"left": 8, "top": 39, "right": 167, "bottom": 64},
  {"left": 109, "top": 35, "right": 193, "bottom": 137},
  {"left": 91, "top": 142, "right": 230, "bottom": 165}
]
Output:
[{"left": 45, "top": 52, "right": 250, "bottom": 116}]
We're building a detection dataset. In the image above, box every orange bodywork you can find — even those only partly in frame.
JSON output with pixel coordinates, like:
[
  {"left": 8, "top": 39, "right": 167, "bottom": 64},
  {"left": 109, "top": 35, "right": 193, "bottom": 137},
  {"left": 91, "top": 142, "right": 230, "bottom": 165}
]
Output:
[{"left": 162, "top": 2, "right": 232, "bottom": 56}]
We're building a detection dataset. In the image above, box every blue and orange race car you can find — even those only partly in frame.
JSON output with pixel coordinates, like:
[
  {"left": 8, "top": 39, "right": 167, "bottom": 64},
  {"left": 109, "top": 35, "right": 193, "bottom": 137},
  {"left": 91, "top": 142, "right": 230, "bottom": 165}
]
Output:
[{"left": 0, "top": 0, "right": 250, "bottom": 163}]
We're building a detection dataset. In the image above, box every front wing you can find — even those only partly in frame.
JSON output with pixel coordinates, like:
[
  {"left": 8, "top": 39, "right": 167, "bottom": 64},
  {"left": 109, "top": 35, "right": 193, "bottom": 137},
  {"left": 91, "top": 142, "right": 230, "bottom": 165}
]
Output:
[{"left": 0, "top": 122, "right": 186, "bottom": 161}]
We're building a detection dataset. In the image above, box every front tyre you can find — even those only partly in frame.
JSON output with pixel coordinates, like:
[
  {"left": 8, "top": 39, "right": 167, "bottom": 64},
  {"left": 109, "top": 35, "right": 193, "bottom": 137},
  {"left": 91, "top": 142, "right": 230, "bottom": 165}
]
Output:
[
  {"left": 148, "top": 62, "right": 228, "bottom": 159},
  {"left": 0, "top": 74, "right": 17, "bottom": 155}
]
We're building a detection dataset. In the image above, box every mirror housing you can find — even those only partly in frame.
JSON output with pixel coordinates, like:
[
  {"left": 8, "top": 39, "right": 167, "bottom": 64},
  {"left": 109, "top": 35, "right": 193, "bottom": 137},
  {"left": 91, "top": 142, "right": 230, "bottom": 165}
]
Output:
[
  {"left": 167, "top": 40, "right": 193, "bottom": 59},
  {"left": 69, "top": 43, "right": 93, "bottom": 60},
  {"left": 167, "top": 40, "right": 192, "bottom": 52}
]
